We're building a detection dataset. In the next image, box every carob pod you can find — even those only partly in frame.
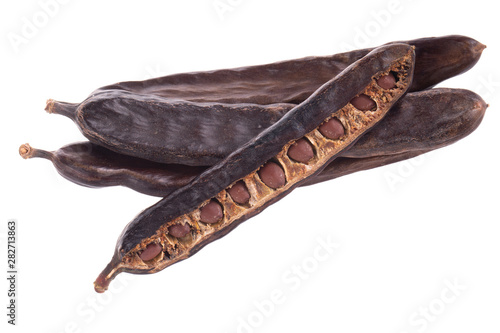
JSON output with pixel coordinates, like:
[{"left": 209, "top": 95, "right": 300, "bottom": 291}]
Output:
[
  {"left": 90, "top": 35, "right": 483, "bottom": 104},
  {"left": 45, "top": 36, "right": 485, "bottom": 166},
  {"left": 93, "top": 43, "right": 415, "bottom": 292},
  {"left": 18, "top": 142, "right": 207, "bottom": 197},
  {"left": 20, "top": 89, "right": 487, "bottom": 196},
  {"left": 47, "top": 94, "right": 294, "bottom": 166}
]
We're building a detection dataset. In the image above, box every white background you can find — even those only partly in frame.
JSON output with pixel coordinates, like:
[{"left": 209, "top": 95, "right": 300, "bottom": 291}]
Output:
[{"left": 1, "top": 0, "right": 499, "bottom": 332}]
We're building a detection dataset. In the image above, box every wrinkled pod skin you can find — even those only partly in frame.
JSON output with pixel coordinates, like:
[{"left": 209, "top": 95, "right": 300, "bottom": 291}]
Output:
[
  {"left": 45, "top": 35, "right": 485, "bottom": 166},
  {"left": 21, "top": 89, "right": 487, "bottom": 196},
  {"left": 93, "top": 44, "right": 415, "bottom": 292}
]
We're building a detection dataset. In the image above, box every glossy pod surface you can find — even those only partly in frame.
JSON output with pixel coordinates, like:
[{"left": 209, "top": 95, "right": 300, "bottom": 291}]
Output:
[{"left": 94, "top": 43, "right": 415, "bottom": 292}]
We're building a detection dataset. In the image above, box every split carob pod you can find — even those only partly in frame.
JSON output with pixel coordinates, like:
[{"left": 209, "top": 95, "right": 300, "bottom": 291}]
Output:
[
  {"left": 91, "top": 35, "right": 483, "bottom": 104},
  {"left": 20, "top": 88, "right": 487, "bottom": 196},
  {"left": 45, "top": 35, "right": 485, "bottom": 166},
  {"left": 93, "top": 43, "right": 415, "bottom": 292}
]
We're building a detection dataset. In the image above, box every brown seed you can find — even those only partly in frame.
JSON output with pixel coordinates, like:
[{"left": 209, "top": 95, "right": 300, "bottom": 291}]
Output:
[
  {"left": 350, "top": 94, "right": 376, "bottom": 111},
  {"left": 287, "top": 138, "right": 314, "bottom": 163},
  {"left": 200, "top": 200, "right": 223, "bottom": 224},
  {"left": 139, "top": 243, "right": 162, "bottom": 261},
  {"left": 377, "top": 72, "right": 397, "bottom": 89},
  {"left": 258, "top": 162, "right": 286, "bottom": 189},
  {"left": 319, "top": 118, "right": 344, "bottom": 140},
  {"left": 228, "top": 181, "right": 251, "bottom": 204},
  {"left": 168, "top": 223, "right": 191, "bottom": 238}
]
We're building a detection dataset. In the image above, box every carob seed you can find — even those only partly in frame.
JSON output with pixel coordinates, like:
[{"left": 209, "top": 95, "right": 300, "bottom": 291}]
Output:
[
  {"left": 319, "top": 118, "right": 344, "bottom": 139},
  {"left": 199, "top": 200, "right": 223, "bottom": 224},
  {"left": 258, "top": 162, "right": 286, "bottom": 189},
  {"left": 287, "top": 138, "right": 314, "bottom": 163},
  {"left": 168, "top": 223, "right": 191, "bottom": 238},
  {"left": 139, "top": 243, "right": 162, "bottom": 261},
  {"left": 377, "top": 72, "right": 397, "bottom": 89},
  {"left": 227, "top": 181, "right": 251, "bottom": 204},
  {"left": 350, "top": 94, "right": 376, "bottom": 111}
]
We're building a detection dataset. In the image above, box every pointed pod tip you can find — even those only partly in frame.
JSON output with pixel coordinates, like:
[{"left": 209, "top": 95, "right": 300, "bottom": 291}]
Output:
[
  {"left": 94, "top": 267, "right": 113, "bottom": 293},
  {"left": 93, "top": 274, "right": 109, "bottom": 293},
  {"left": 93, "top": 253, "right": 124, "bottom": 293},
  {"left": 469, "top": 38, "right": 487, "bottom": 54}
]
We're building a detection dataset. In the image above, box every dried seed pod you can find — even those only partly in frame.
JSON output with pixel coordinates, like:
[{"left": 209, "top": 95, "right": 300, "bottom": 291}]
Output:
[
  {"left": 46, "top": 94, "right": 293, "bottom": 166},
  {"left": 18, "top": 142, "right": 206, "bottom": 196},
  {"left": 89, "top": 35, "right": 484, "bottom": 104},
  {"left": 93, "top": 43, "right": 415, "bottom": 292},
  {"left": 23, "top": 89, "right": 487, "bottom": 197}
]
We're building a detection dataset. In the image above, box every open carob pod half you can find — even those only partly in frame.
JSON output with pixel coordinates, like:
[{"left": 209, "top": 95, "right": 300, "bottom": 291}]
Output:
[
  {"left": 93, "top": 43, "right": 415, "bottom": 292},
  {"left": 20, "top": 88, "right": 487, "bottom": 196}
]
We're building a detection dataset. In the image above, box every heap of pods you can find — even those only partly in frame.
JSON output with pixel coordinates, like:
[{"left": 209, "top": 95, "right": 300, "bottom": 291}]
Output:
[{"left": 19, "top": 35, "right": 488, "bottom": 293}]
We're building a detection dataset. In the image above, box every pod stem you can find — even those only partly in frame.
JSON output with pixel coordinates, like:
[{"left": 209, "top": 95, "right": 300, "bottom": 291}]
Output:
[
  {"left": 45, "top": 99, "right": 78, "bottom": 120},
  {"left": 19, "top": 143, "right": 54, "bottom": 161}
]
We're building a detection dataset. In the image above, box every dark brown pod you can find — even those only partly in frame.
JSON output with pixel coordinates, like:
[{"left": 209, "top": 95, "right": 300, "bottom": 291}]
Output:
[
  {"left": 46, "top": 93, "right": 293, "bottom": 166},
  {"left": 94, "top": 44, "right": 415, "bottom": 292},
  {"left": 18, "top": 142, "right": 206, "bottom": 196},
  {"left": 92, "top": 35, "right": 484, "bottom": 104}
]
